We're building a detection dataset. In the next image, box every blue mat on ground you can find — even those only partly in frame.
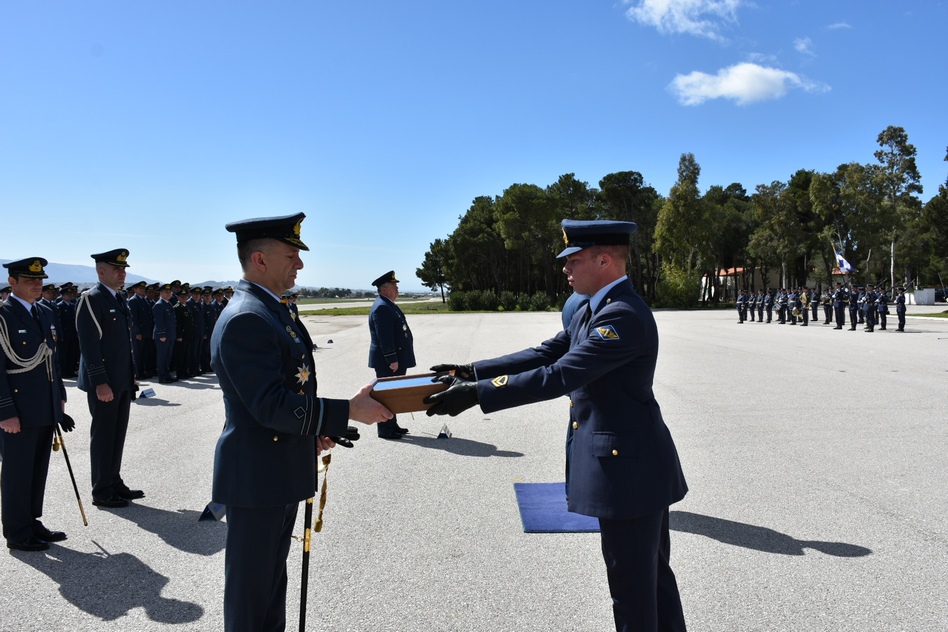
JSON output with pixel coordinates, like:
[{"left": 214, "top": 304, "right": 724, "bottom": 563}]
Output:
[{"left": 513, "top": 482, "right": 600, "bottom": 533}]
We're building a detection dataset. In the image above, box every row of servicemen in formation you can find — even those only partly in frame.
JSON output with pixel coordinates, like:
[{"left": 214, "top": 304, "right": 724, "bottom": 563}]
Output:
[
  {"left": 0, "top": 280, "right": 240, "bottom": 385},
  {"left": 735, "top": 283, "right": 908, "bottom": 332}
]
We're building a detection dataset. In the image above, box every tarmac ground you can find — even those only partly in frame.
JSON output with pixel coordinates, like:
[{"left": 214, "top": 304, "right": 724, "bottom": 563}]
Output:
[{"left": 1, "top": 305, "right": 946, "bottom": 631}]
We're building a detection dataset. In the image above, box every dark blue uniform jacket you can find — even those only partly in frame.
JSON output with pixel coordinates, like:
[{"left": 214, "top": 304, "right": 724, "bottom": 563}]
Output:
[
  {"left": 211, "top": 280, "right": 350, "bottom": 508},
  {"left": 473, "top": 278, "right": 687, "bottom": 520},
  {"left": 367, "top": 295, "right": 415, "bottom": 370}
]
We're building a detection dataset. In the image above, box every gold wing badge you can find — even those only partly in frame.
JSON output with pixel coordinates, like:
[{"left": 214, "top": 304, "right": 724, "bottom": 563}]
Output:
[{"left": 595, "top": 325, "right": 620, "bottom": 340}]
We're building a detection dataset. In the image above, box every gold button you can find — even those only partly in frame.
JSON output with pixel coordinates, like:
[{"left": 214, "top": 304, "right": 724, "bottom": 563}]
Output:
[
  {"left": 569, "top": 400, "right": 573, "bottom": 407},
  {"left": 572, "top": 422, "right": 578, "bottom": 429},
  {"left": 273, "top": 436, "right": 279, "bottom": 442},
  {"left": 612, "top": 449, "right": 618, "bottom": 456}
]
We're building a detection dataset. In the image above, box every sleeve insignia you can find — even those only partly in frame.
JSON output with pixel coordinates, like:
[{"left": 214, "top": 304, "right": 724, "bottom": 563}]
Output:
[
  {"left": 491, "top": 375, "right": 508, "bottom": 388},
  {"left": 595, "top": 325, "right": 620, "bottom": 340}
]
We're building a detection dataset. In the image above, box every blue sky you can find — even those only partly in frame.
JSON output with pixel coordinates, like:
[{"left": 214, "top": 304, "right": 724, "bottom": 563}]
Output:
[{"left": 2, "top": 1, "right": 945, "bottom": 291}]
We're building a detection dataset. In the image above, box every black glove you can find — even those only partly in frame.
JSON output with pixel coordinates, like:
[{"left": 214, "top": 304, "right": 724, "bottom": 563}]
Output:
[
  {"left": 424, "top": 375, "right": 479, "bottom": 417},
  {"left": 59, "top": 413, "right": 76, "bottom": 433},
  {"left": 330, "top": 425, "right": 361, "bottom": 448},
  {"left": 429, "top": 363, "right": 475, "bottom": 381}
]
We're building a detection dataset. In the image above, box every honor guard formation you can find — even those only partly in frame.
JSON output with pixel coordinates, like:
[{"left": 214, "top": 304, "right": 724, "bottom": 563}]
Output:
[{"left": 735, "top": 283, "right": 907, "bottom": 332}]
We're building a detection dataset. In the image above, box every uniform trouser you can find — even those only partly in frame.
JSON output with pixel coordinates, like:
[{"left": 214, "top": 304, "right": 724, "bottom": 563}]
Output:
[
  {"left": 765, "top": 307, "right": 772, "bottom": 322},
  {"left": 59, "top": 339, "right": 80, "bottom": 376},
  {"left": 224, "top": 503, "right": 298, "bottom": 632},
  {"left": 878, "top": 312, "right": 886, "bottom": 329},
  {"left": 143, "top": 337, "right": 156, "bottom": 376},
  {"left": 823, "top": 306, "right": 832, "bottom": 323},
  {"left": 812, "top": 302, "right": 819, "bottom": 320},
  {"left": 201, "top": 337, "right": 213, "bottom": 372},
  {"left": 858, "top": 307, "right": 865, "bottom": 323},
  {"left": 599, "top": 508, "right": 686, "bottom": 632},
  {"left": 848, "top": 307, "right": 858, "bottom": 328},
  {"left": 374, "top": 363, "right": 407, "bottom": 436},
  {"left": 156, "top": 338, "right": 175, "bottom": 380},
  {"left": 757, "top": 306, "right": 763, "bottom": 321},
  {"left": 748, "top": 306, "right": 755, "bottom": 321},
  {"left": 0, "top": 425, "right": 54, "bottom": 542},
  {"left": 189, "top": 334, "right": 204, "bottom": 375},
  {"left": 133, "top": 336, "right": 144, "bottom": 378},
  {"left": 865, "top": 308, "right": 875, "bottom": 329},
  {"left": 174, "top": 339, "right": 190, "bottom": 377},
  {"left": 87, "top": 389, "right": 132, "bottom": 499},
  {"left": 897, "top": 308, "right": 906, "bottom": 330},
  {"left": 778, "top": 306, "right": 786, "bottom": 323},
  {"left": 801, "top": 308, "right": 809, "bottom": 325},
  {"left": 834, "top": 305, "right": 846, "bottom": 327}
]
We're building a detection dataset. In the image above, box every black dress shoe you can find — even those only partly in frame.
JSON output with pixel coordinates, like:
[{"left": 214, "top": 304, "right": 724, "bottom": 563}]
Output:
[
  {"left": 7, "top": 536, "right": 50, "bottom": 552},
  {"left": 92, "top": 496, "right": 129, "bottom": 508},
  {"left": 116, "top": 488, "right": 145, "bottom": 500},
  {"left": 33, "top": 524, "right": 67, "bottom": 543},
  {"left": 394, "top": 427, "right": 409, "bottom": 435}
]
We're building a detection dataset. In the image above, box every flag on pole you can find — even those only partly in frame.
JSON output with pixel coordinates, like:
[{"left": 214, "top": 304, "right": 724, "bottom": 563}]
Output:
[{"left": 834, "top": 248, "right": 854, "bottom": 273}]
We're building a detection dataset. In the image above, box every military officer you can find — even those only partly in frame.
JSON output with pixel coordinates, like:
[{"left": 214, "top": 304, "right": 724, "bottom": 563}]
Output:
[
  {"left": 876, "top": 287, "right": 888, "bottom": 330},
  {"left": 76, "top": 248, "right": 143, "bottom": 508},
  {"left": 747, "top": 289, "right": 756, "bottom": 322},
  {"left": 200, "top": 287, "right": 216, "bottom": 373},
  {"left": 863, "top": 284, "right": 877, "bottom": 332},
  {"left": 0, "top": 286, "right": 10, "bottom": 302},
  {"left": 172, "top": 288, "right": 192, "bottom": 379},
  {"left": 756, "top": 289, "right": 765, "bottom": 322},
  {"left": 735, "top": 289, "right": 747, "bottom": 323},
  {"left": 0, "top": 258, "right": 71, "bottom": 551},
  {"left": 895, "top": 287, "right": 907, "bottom": 331},
  {"left": 127, "top": 281, "right": 153, "bottom": 380},
  {"left": 822, "top": 289, "right": 833, "bottom": 324},
  {"left": 368, "top": 270, "right": 417, "bottom": 439},
  {"left": 152, "top": 283, "right": 176, "bottom": 383},
  {"left": 764, "top": 289, "right": 774, "bottom": 322},
  {"left": 426, "top": 219, "right": 688, "bottom": 632},
  {"left": 186, "top": 287, "right": 205, "bottom": 377},
  {"left": 832, "top": 282, "right": 848, "bottom": 329},
  {"left": 810, "top": 287, "right": 820, "bottom": 321},
  {"left": 55, "top": 284, "right": 80, "bottom": 378},
  {"left": 211, "top": 212, "right": 390, "bottom": 632}
]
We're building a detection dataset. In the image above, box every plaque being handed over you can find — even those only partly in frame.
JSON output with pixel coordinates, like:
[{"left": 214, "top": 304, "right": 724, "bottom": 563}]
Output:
[{"left": 369, "top": 372, "right": 449, "bottom": 414}]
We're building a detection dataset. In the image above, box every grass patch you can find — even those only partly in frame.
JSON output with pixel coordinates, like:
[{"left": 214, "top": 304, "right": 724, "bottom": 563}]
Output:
[
  {"left": 920, "top": 310, "right": 948, "bottom": 318},
  {"left": 300, "top": 301, "right": 452, "bottom": 317}
]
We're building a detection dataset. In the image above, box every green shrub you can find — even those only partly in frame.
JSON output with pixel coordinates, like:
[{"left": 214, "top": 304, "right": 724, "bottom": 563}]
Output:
[
  {"left": 448, "top": 291, "right": 469, "bottom": 311},
  {"left": 499, "top": 291, "right": 518, "bottom": 312},
  {"left": 655, "top": 268, "right": 700, "bottom": 308}
]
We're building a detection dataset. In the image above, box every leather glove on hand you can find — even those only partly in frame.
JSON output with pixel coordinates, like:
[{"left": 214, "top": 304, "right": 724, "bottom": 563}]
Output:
[
  {"left": 330, "top": 425, "right": 361, "bottom": 448},
  {"left": 424, "top": 375, "right": 479, "bottom": 417},
  {"left": 429, "top": 363, "right": 475, "bottom": 381},
  {"left": 59, "top": 413, "right": 76, "bottom": 433}
]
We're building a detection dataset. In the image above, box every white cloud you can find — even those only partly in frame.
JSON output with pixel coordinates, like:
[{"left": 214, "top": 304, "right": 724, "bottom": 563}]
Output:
[
  {"left": 827, "top": 22, "right": 852, "bottom": 30},
  {"left": 625, "top": 0, "right": 745, "bottom": 42},
  {"left": 794, "top": 37, "right": 815, "bottom": 56},
  {"left": 669, "top": 62, "right": 830, "bottom": 105}
]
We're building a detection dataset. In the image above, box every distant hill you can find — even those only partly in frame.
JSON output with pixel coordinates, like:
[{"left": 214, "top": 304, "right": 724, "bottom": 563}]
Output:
[{"left": 0, "top": 259, "right": 244, "bottom": 289}]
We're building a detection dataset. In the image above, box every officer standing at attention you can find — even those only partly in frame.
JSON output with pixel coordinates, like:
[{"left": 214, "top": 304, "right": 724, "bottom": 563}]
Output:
[
  {"left": 127, "top": 281, "right": 152, "bottom": 380},
  {"left": 152, "top": 283, "right": 176, "bottom": 384},
  {"left": 0, "top": 258, "right": 72, "bottom": 551},
  {"left": 76, "top": 248, "right": 144, "bottom": 508},
  {"left": 831, "top": 282, "right": 848, "bottom": 330},
  {"left": 875, "top": 287, "right": 888, "bottom": 330},
  {"left": 863, "top": 284, "right": 877, "bottom": 332},
  {"left": 56, "top": 284, "right": 80, "bottom": 378},
  {"left": 368, "top": 270, "right": 416, "bottom": 439},
  {"left": 848, "top": 285, "right": 860, "bottom": 331},
  {"left": 426, "top": 219, "right": 688, "bottom": 632},
  {"left": 187, "top": 287, "right": 206, "bottom": 377},
  {"left": 895, "top": 287, "right": 907, "bottom": 331},
  {"left": 211, "top": 212, "right": 391, "bottom": 632}
]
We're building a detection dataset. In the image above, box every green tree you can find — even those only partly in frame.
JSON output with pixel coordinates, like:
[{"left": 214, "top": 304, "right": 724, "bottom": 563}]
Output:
[
  {"left": 494, "top": 183, "right": 558, "bottom": 296},
  {"left": 655, "top": 153, "right": 711, "bottom": 276},
  {"left": 416, "top": 238, "right": 449, "bottom": 302},
  {"left": 873, "top": 126, "right": 923, "bottom": 289}
]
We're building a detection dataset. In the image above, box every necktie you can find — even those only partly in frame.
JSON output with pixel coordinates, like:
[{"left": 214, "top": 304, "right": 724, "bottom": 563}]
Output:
[{"left": 30, "top": 303, "right": 42, "bottom": 326}]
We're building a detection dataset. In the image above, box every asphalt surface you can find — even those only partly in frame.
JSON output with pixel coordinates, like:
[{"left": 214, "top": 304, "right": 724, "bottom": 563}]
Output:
[{"left": 1, "top": 307, "right": 946, "bottom": 631}]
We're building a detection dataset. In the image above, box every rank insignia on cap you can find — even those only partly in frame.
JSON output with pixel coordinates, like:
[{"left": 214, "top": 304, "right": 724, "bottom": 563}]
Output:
[
  {"left": 492, "top": 375, "right": 508, "bottom": 388},
  {"left": 30, "top": 260, "right": 43, "bottom": 273},
  {"left": 596, "top": 325, "right": 620, "bottom": 340}
]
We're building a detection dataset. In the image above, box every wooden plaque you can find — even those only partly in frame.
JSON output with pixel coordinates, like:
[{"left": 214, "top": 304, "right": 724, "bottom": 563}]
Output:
[{"left": 370, "top": 372, "right": 449, "bottom": 414}]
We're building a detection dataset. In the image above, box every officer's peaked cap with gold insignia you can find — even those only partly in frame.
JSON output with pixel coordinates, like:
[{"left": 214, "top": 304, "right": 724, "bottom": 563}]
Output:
[
  {"left": 372, "top": 270, "right": 399, "bottom": 288},
  {"left": 91, "top": 249, "right": 131, "bottom": 267},
  {"left": 3, "top": 257, "right": 49, "bottom": 279},
  {"left": 557, "top": 219, "right": 637, "bottom": 258},
  {"left": 225, "top": 212, "right": 309, "bottom": 251}
]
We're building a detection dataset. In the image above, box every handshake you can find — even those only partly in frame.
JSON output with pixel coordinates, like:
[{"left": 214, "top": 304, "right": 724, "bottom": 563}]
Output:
[{"left": 424, "top": 364, "right": 480, "bottom": 417}]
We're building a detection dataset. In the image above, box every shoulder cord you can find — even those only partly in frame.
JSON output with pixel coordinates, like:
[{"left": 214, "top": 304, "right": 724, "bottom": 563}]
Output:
[
  {"left": 0, "top": 315, "right": 54, "bottom": 380},
  {"left": 75, "top": 291, "right": 103, "bottom": 339}
]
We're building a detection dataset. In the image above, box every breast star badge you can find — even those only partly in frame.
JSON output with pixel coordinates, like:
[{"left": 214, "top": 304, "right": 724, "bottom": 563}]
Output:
[{"left": 295, "top": 363, "right": 311, "bottom": 385}]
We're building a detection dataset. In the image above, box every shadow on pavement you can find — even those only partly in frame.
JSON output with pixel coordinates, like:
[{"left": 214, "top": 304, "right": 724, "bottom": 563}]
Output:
[
  {"left": 97, "top": 504, "right": 226, "bottom": 556},
  {"left": 670, "top": 510, "right": 872, "bottom": 557},
  {"left": 13, "top": 541, "right": 204, "bottom": 623},
  {"left": 387, "top": 434, "right": 523, "bottom": 458}
]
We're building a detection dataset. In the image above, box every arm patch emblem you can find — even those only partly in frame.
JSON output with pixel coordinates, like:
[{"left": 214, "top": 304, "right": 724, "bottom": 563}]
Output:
[
  {"left": 491, "top": 375, "right": 508, "bottom": 387},
  {"left": 595, "top": 325, "right": 620, "bottom": 340}
]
